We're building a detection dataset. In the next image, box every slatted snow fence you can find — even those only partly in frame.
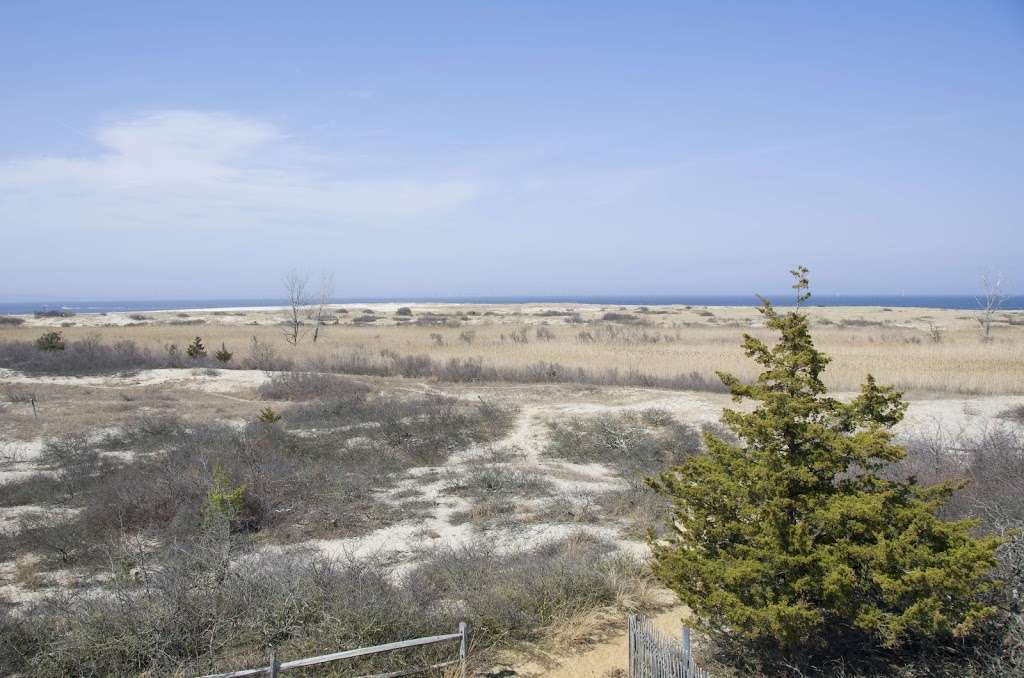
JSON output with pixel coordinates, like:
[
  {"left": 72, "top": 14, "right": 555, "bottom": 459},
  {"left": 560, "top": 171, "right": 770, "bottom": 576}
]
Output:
[{"left": 628, "top": 614, "right": 709, "bottom": 678}]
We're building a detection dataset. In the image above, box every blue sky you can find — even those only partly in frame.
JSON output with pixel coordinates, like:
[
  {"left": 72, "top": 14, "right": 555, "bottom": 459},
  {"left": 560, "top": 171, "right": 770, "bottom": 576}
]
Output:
[{"left": 1, "top": 1, "right": 1021, "bottom": 300}]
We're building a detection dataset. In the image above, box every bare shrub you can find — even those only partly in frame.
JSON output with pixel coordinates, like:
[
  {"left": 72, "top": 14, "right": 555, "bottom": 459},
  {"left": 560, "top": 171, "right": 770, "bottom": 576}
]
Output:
[
  {"left": 445, "top": 465, "right": 556, "bottom": 501},
  {"left": 998, "top": 405, "right": 1024, "bottom": 425},
  {"left": 0, "top": 336, "right": 163, "bottom": 375},
  {"left": 545, "top": 410, "right": 702, "bottom": 476},
  {"left": 0, "top": 315, "right": 25, "bottom": 325},
  {"left": 98, "top": 415, "right": 188, "bottom": 452},
  {"left": 40, "top": 434, "right": 103, "bottom": 498},
  {"left": 242, "top": 336, "right": 293, "bottom": 372},
  {"left": 536, "top": 325, "right": 556, "bottom": 341},
  {"left": 15, "top": 555, "right": 43, "bottom": 589},
  {"left": 258, "top": 371, "right": 370, "bottom": 402},
  {"left": 1, "top": 532, "right": 649, "bottom": 676},
  {"left": 0, "top": 474, "right": 63, "bottom": 507}
]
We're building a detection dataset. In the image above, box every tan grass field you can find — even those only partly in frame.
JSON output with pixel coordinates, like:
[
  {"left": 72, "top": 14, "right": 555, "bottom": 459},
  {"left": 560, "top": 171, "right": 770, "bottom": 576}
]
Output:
[
  {"left": 4, "top": 302, "right": 1023, "bottom": 395},
  {"left": 2, "top": 302, "right": 1023, "bottom": 676}
]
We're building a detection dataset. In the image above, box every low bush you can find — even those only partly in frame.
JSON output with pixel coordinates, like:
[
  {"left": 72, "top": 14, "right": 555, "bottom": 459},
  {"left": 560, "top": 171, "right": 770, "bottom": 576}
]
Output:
[
  {"left": 98, "top": 415, "right": 189, "bottom": 452},
  {"left": 445, "top": 465, "right": 556, "bottom": 501},
  {"left": 35, "top": 331, "right": 65, "bottom": 351},
  {"left": 0, "top": 531, "right": 649, "bottom": 676},
  {"left": 0, "top": 336, "right": 163, "bottom": 375},
  {"left": 242, "top": 336, "right": 293, "bottom": 372},
  {"left": 545, "top": 410, "right": 702, "bottom": 476},
  {"left": 0, "top": 315, "right": 24, "bottom": 325},
  {"left": 258, "top": 371, "right": 370, "bottom": 401},
  {"left": 0, "top": 393, "right": 515, "bottom": 567}
]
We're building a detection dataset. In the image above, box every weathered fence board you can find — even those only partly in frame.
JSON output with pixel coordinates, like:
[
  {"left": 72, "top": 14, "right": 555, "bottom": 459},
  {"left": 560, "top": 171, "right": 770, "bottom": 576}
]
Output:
[
  {"left": 628, "top": 614, "right": 709, "bottom": 678},
  {"left": 197, "top": 622, "right": 467, "bottom": 678}
]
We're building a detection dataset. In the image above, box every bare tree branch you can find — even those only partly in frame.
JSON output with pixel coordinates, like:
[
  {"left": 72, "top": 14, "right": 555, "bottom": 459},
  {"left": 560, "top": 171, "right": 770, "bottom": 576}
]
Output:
[
  {"left": 977, "top": 270, "right": 1008, "bottom": 341},
  {"left": 311, "top": 272, "right": 335, "bottom": 343},
  {"left": 282, "top": 270, "right": 309, "bottom": 346}
]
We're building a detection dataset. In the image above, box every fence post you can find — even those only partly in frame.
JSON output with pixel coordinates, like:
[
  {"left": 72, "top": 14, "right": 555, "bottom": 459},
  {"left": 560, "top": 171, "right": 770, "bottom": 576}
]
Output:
[
  {"left": 458, "top": 621, "right": 467, "bottom": 678},
  {"left": 683, "top": 625, "right": 691, "bottom": 676},
  {"left": 269, "top": 648, "right": 279, "bottom": 678}
]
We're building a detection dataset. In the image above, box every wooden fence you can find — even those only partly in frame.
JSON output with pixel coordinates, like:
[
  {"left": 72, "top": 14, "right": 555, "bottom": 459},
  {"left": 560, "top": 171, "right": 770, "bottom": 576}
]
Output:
[
  {"left": 628, "top": 615, "right": 709, "bottom": 678},
  {"left": 196, "top": 622, "right": 467, "bottom": 678}
]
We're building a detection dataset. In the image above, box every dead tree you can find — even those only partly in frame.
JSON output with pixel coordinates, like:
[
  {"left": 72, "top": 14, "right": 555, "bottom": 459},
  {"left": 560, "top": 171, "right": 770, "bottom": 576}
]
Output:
[
  {"left": 282, "top": 270, "right": 309, "bottom": 346},
  {"left": 977, "top": 270, "right": 1007, "bottom": 341},
  {"left": 311, "top": 272, "right": 335, "bottom": 343}
]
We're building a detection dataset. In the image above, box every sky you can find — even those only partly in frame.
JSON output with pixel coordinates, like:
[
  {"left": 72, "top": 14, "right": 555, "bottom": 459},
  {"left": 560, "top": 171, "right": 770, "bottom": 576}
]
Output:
[{"left": 1, "top": 1, "right": 1022, "bottom": 300}]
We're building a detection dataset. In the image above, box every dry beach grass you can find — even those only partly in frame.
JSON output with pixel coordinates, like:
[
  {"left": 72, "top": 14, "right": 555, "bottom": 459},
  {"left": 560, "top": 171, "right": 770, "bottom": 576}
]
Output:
[
  {"left": 3, "top": 302, "right": 1023, "bottom": 395},
  {"left": 0, "top": 302, "right": 1023, "bottom": 675}
]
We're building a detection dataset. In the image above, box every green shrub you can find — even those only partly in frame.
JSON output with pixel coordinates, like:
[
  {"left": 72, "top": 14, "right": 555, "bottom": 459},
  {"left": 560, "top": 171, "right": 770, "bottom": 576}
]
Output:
[
  {"left": 185, "top": 336, "right": 206, "bottom": 359},
  {"left": 257, "top": 406, "right": 281, "bottom": 423},
  {"left": 214, "top": 342, "right": 232, "bottom": 363},
  {"left": 34, "top": 331, "right": 65, "bottom": 351},
  {"left": 649, "top": 268, "right": 1003, "bottom": 670},
  {"left": 203, "top": 466, "right": 246, "bottom": 528}
]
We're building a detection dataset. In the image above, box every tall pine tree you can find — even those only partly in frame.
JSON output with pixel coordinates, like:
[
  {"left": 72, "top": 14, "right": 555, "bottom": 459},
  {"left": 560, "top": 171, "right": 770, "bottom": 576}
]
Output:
[{"left": 649, "top": 267, "right": 1001, "bottom": 664}]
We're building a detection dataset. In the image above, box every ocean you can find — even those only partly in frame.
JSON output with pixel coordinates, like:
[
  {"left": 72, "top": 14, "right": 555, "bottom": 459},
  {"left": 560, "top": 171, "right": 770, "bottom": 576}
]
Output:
[{"left": 1, "top": 295, "right": 1022, "bottom": 315}]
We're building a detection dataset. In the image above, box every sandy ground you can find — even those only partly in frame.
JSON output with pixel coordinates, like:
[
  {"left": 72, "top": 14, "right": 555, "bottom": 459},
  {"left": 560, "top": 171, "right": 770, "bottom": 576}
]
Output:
[
  {"left": 2, "top": 307, "right": 1023, "bottom": 674},
  {"left": 537, "top": 606, "right": 691, "bottom": 678}
]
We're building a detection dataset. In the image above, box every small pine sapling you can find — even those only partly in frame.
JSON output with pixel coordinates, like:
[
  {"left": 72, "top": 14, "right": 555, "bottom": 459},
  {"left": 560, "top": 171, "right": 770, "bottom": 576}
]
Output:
[
  {"left": 35, "top": 331, "right": 65, "bottom": 351},
  {"left": 185, "top": 336, "right": 207, "bottom": 359},
  {"left": 214, "top": 343, "right": 232, "bottom": 364}
]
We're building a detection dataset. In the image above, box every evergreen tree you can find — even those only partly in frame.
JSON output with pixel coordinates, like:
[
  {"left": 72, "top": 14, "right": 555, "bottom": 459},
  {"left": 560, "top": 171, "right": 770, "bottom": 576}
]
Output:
[
  {"left": 214, "top": 342, "right": 232, "bottom": 364},
  {"left": 185, "top": 336, "right": 206, "bottom": 359},
  {"left": 35, "top": 331, "right": 65, "bottom": 351},
  {"left": 649, "top": 267, "right": 1002, "bottom": 664}
]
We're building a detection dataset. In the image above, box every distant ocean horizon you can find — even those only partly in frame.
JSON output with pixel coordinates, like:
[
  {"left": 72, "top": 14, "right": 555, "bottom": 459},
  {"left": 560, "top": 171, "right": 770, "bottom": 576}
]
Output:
[{"left": 1, "top": 294, "right": 1022, "bottom": 315}]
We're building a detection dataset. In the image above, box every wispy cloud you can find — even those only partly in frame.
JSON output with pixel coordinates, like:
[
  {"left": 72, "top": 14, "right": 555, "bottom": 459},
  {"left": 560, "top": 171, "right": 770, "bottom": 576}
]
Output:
[{"left": 0, "top": 110, "right": 481, "bottom": 233}]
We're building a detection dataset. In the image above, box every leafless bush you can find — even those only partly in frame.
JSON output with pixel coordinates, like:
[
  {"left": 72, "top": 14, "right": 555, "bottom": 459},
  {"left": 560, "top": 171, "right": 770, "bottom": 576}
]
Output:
[
  {"left": 602, "top": 312, "right": 637, "bottom": 322},
  {"left": 507, "top": 326, "right": 530, "bottom": 343},
  {"left": 258, "top": 371, "right": 370, "bottom": 402},
  {"left": 892, "top": 423, "right": 1024, "bottom": 530},
  {"left": 0, "top": 315, "right": 24, "bottom": 325},
  {"left": 98, "top": 415, "right": 189, "bottom": 451},
  {"left": 1, "top": 531, "right": 649, "bottom": 676},
  {"left": 242, "top": 336, "right": 293, "bottom": 372},
  {"left": 536, "top": 325, "right": 556, "bottom": 341},
  {"left": 0, "top": 474, "right": 63, "bottom": 507},
  {"left": 999, "top": 405, "right": 1024, "bottom": 425},
  {"left": 545, "top": 410, "right": 702, "bottom": 476},
  {"left": 0, "top": 336, "right": 164, "bottom": 375},
  {"left": 444, "top": 465, "right": 556, "bottom": 501},
  {"left": 40, "top": 433, "right": 103, "bottom": 498}
]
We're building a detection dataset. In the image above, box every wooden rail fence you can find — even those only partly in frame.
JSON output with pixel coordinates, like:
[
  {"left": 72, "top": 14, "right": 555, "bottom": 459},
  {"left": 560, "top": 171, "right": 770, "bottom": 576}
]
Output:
[
  {"left": 628, "top": 614, "right": 709, "bottom": 678},
  {"left": 197, "top": 622, "right": 467, "bottom": 678}
]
